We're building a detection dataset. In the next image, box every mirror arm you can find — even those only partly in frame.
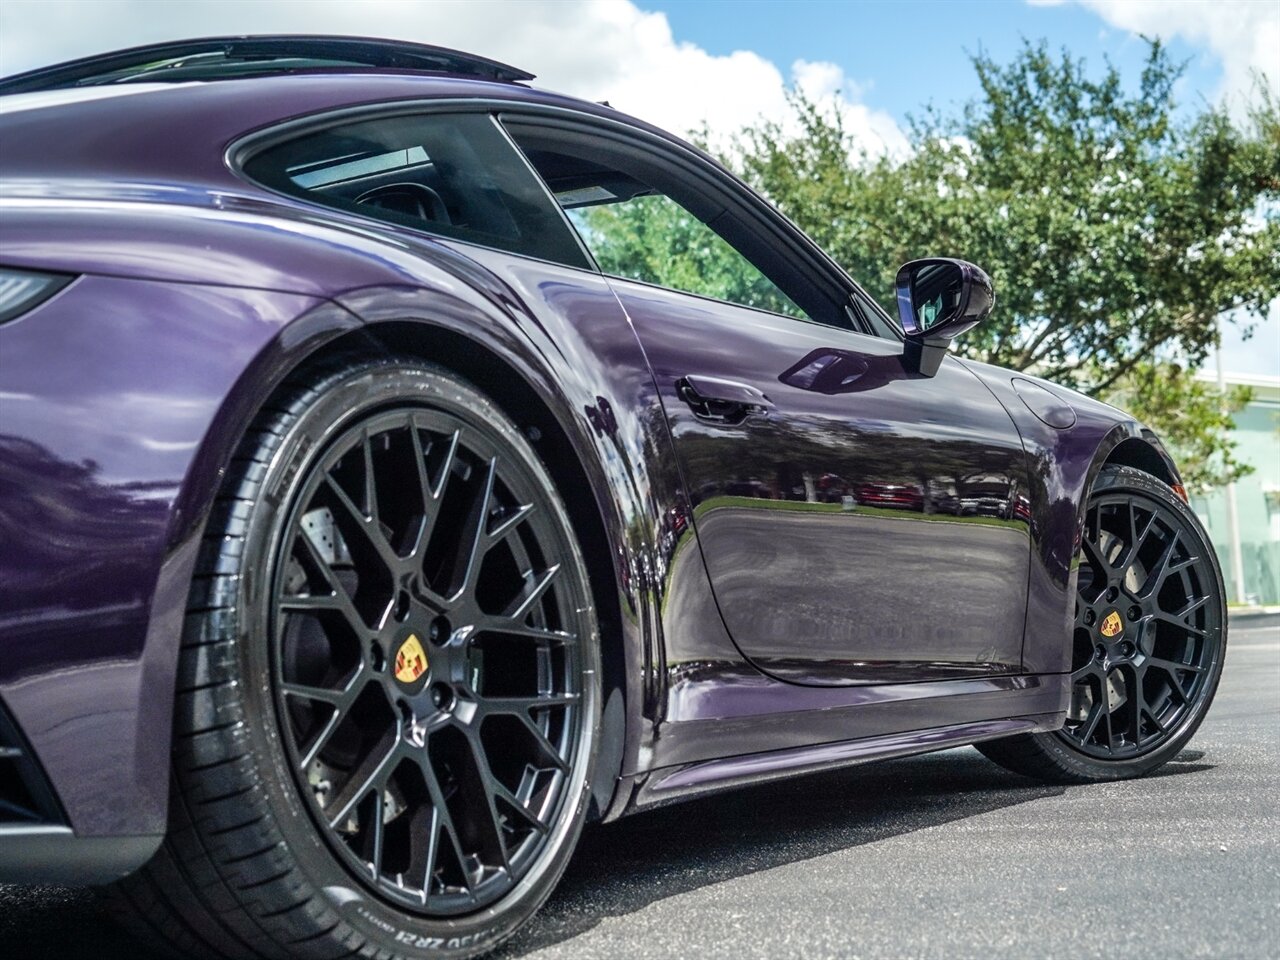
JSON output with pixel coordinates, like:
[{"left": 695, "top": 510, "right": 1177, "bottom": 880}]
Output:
[{"left": 903, "top": 336, "right": 950, "bottom": 378}]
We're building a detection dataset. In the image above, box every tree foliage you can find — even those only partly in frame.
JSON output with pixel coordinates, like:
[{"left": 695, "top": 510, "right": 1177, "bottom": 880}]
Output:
[{"left": 597, "top": 41, "right": 1280, "bottom": 486}]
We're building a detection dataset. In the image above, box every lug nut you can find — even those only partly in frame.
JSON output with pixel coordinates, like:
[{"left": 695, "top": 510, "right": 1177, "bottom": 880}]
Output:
[
  {"left": 428, "top": 616, "right": 451, "bottom": 645},
  {"left": 1128, "top": 605, "right": 1142, "bottom": 621},
  {"left": 1084, "top": 610, "right": 1096, "bottom": 626},
  {"left": 1094, "top": 643, "right": 1107, "bottom": 661},
  {"left": 430, "top": 683, "right": 454, "bottom": 711},
  {"left": 1105, "top": 586, "right": 1119, "bottom": 602}
]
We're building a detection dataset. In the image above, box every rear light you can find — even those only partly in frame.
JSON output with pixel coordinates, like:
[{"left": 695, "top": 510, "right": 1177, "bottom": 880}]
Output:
[{"left": 0, "top": 268, "right": 74, "bottom": 324}]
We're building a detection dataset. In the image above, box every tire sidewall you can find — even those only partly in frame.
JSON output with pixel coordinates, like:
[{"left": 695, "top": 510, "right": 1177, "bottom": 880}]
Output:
[{"left": 229, "top": 359, "right": 601, "bottom": 957}]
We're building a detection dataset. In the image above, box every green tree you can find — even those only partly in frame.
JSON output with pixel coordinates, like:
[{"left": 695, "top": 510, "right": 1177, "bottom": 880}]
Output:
[
  {"left": 1103, "top": 362, "right": 1254, "bottom": 491},
  {"left": 733, "top": 41, "right": 1278, "bottom": 485}
]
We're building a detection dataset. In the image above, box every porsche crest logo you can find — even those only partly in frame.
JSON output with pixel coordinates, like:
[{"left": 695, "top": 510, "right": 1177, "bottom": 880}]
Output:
[
  {"left": 394, "top": 634, "right": 428, "bottom": 685},
  {"left": 1100, "top": 610, "right": 1123, "bottom": 638}
]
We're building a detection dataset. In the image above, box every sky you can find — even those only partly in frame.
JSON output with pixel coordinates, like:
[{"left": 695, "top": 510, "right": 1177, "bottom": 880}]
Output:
[{"left": 1, "top": 0, "right": 1276, "bottom": 376}]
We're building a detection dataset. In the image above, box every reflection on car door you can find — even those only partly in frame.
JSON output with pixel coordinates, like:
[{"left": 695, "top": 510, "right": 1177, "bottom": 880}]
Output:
[{"left": 614, "top": 281, "right": 1032, "bottom": 686}]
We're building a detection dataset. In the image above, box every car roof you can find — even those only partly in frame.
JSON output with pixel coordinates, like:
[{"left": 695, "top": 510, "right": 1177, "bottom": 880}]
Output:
[{"left": 0, "top": 36, "right": 535, "bottom": 94}]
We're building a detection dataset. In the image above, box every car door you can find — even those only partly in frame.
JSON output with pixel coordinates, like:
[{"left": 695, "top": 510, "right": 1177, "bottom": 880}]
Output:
[{"left": 504, "top": 116, "right": 1032, "bottom": 686}]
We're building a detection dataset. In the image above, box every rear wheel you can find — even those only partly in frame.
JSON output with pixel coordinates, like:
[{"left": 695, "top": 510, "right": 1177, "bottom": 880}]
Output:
[
  {"left": 978, "top": 464, "right": 1226, "bottom": 783},
  {"left": 104, "top": 357, "right": 600, "bottom": 959}
]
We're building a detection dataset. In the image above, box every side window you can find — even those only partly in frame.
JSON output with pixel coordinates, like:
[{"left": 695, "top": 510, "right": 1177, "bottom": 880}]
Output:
[
  {"left": 242, "top": 112, "right": 590, "bottom": 269},
  {"left": 565, "top": 192, "right": 807, "bottom": 320},
  {"left": 505, "top": 121, "right": 837, "bottom": 325}
]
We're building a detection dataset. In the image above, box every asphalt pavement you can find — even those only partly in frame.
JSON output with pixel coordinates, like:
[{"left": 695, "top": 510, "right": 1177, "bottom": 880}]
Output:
[{"left": 2, "top": 613, "right": 1276, "bottom": 960}]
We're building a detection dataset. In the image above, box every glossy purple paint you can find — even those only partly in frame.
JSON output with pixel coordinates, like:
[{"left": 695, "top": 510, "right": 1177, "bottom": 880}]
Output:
[{"left": 0, "top": 69, "right": 1173, "bottom": 871}]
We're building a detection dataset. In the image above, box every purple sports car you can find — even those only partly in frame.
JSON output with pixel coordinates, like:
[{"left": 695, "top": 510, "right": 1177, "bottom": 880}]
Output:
[{"left": 0, "top": 36, "right": 1227, "bottom": 959}]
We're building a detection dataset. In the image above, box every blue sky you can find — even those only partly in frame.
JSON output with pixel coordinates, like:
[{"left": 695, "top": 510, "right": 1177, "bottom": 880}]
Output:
[{"left": 657, "top": 0, "right": 1224, "bottom": 127}]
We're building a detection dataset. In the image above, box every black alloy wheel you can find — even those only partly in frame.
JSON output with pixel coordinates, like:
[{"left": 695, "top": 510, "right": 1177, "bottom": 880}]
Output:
[
  {"left": 1059, "top": 476, "right": 1222, "bottom": 759},
  {"left": 977, "top": 464, "right": 1226, "bottom": 783},
  {"left": 105, "top": 357, "right": 600, "bottom": 960},
  {"left": 273, "top": 404, "right": 584, "bottom": 914}
]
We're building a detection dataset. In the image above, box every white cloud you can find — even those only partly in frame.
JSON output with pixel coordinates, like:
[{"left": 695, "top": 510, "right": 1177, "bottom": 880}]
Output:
[
  {"left": 1038, "top": 0, "right": 1280, "bottom": 112},
  {"left": 0, "top": 0, "right": 905, "bottom": 154}
]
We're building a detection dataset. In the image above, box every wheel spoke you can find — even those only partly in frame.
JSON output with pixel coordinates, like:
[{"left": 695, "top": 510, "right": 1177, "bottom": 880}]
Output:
[
  {"left": 517, "top": 711, "right": 569, "bottom": 772},
  {"left": 1070, "top": 661, "right": 1097, "bottom": 684},
  {"left": 1149, "top": 609, "right": 1208, "bottom": 638},
  {"left": 457, "top": 457, "right": 498, "bottom": 595},
  {"left": 1147, "top": 656, "right": 1203, "bottom": 676},
  {"left": 1077, "top": 694, "right": 1106, "bottom": 744},
  {"left": 459, "top": 728, "right": 513, "bottom": 874},
  {"left": 495, "top": 784, "right": 549, "bottom": 834},
  {"left": 280, "top": 679, "right": 346, "bottom": 707},
  {"left": 1119, "top": 507, "right": 1157, "bottom": 575},
  {"left": 293, "top": 673, "right": 364, "bottom": 771},
  {"left": 1079, "top": 534, "right": 1110, "bottom": 580},
  {"left": 325, "top": 475, "right": 401, "bottom": 575},
  {"left": 485, "top": 503, "right": 535, "bottom": 548},
  {"left": 408, "top": 425, "right": 460, "bottom": 560},
  {"left": 421, "top": 805, "right": 442, "bottom": 896},
  {"left": 415, "top": 750, "right": 474, "bottom": 898},
  {"left": 362, "top": 428, "right": 379, "bottom": 530},
  {"left": 502, "top": 565, "right": 562, "bottom": 623},
  {"left": 476, "top": 617, "right": 576, "bottom": 645},
  {"left": 366, "top": 790, "right": 385, "bottom": 876},
  {"left": 1138, "top": 531, "right": 1190, "bottom": 598},
  {"left": 325, "top": 734, "right": 399, "bottom": 829},
  {"left": 290, "top": 531, "right": 368, "bottom": 638},
  {"left": 1127, "top": 667, "right": 1147, "bottom": 743}
]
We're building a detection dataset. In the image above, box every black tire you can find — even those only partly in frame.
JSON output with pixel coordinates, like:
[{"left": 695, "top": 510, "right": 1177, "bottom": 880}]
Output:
[
  {"left": 103, "top": 356, "right": 601, "bottom": 959},
  {"left": 978, "top": 464, "right": 1227, "bottom": 784}
]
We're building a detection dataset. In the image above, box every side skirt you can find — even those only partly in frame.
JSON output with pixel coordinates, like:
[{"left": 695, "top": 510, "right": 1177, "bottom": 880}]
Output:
[{"left": 616, "top": 671, "right": 1069, "bottom": 813}]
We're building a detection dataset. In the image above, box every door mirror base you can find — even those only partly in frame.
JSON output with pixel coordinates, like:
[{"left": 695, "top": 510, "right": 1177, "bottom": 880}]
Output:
[{"left": 904, "top": 337, "right": 951, "bottom": 378}]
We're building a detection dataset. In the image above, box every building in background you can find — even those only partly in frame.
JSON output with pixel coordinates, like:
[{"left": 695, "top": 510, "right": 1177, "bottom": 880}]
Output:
[{"left": 1189, "top": 372, "right": 1280, "bottom": 605}]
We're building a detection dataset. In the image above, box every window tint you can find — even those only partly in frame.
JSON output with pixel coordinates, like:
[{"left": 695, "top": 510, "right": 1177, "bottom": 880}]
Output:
[
  {"left": 243, "top": 113, "right": 590, "bottom": 269},
  {"left": 564, "top": 194, "right": 807, "bottom": 319}
]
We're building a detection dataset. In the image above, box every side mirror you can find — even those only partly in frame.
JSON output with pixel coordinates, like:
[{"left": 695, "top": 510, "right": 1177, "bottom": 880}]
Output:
[{"left": 895, "top": 258, "right": 994, "bottom": 376}]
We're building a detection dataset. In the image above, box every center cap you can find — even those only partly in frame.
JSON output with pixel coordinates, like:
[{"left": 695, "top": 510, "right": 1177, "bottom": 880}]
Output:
[
  {"left": 393, "top": 632, "right": 429, "bottom": 691},
  {"left": 1099, "top": 609, "right": 1124, "bottom": 639}
]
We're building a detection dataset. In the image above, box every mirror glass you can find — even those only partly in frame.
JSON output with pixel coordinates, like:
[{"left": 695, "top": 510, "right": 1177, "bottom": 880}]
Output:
[{"left": 910, "top": 262, "right": 964, "bottom": 332}]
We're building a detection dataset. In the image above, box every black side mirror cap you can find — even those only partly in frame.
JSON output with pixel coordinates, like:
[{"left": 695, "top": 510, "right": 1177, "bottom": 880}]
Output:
[{"left": 895, "top": 258, "right": 994, "bottom": 376}]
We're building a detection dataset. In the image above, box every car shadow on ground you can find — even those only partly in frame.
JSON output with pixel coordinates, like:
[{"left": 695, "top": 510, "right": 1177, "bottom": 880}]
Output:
[
  {"left": 496, "top": 746, "right": 1212, "bottom": 955},
  {"left": 0, "top": 747, "right": 1213, "bottom": 960}
]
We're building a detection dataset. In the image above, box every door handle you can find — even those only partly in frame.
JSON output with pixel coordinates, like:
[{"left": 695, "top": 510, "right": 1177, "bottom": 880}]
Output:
[{"left": 676, "top": 376, "right": 774, "bottom": 425}]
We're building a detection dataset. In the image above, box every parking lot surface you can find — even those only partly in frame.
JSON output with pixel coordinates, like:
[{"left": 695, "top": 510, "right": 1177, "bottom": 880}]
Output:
[{"left": 2, "top": 613, "right": 1276, "bottom": 959}]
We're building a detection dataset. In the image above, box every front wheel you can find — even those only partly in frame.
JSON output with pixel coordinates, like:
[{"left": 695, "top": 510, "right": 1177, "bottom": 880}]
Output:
[
  {"left": 978, "top": 464, "right": 1226, "bottom": 783},
  {"left": 105, "top": 356, "right": 601, "bottom": 959}
]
